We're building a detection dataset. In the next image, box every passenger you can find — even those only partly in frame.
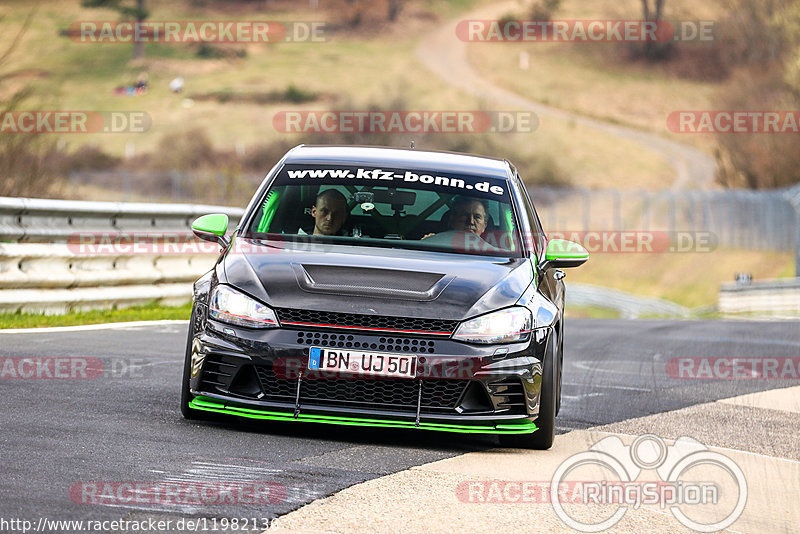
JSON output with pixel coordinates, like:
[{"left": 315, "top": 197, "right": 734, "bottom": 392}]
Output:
[{"left": 305, "top": 189, "right": 349, "bottom": 236}]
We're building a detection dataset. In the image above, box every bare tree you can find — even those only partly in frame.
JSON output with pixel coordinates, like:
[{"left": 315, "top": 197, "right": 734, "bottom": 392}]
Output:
[
  {"left": 641, "top": 0, "right": 666, "bottom": 60},
  {"left": 0, "top": 11, "right": 58, "bottom": 197},
  {"left": 387, "top": 0, "right": 401, "bottom": 22},
  {"left": 81, "top": 0, "right": 148, "bottom": 60}
]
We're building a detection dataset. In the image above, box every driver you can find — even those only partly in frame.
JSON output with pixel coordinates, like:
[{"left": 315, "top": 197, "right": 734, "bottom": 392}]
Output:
[
  {"left": 423, "top": 196, "right": 489, "bottom": 239},
  {"left": 448, "top": 196, "right": 489, "bottom": 236}
]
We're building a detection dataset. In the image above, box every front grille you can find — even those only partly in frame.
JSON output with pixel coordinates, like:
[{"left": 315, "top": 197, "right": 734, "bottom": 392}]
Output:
[
  {"left": 275, "top": 308, "right": 458, "bottom": 336},
  {"left": 295, "top": 331, "right": 437, "bottom": 353},
  {"left": 254, "top": 365, "right": 296, "bottom": 401},
  {"left": 255, "top": 364, "right": 468, "bottom": 413}
]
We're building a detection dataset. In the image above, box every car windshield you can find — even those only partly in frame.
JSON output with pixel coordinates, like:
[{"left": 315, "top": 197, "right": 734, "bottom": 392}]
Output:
[{"left": 242, "top": 164, "right": 524, "bottom": 257}]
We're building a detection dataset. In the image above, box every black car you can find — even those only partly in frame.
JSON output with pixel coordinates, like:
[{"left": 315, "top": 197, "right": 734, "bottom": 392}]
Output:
[{"left": 181, "top": 145, "right": 588, "bottom": 449}]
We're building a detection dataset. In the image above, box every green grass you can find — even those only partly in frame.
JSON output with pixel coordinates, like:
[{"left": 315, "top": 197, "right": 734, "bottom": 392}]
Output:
[{"left": 0, "top": 301, "right": 192, "bottom": 329}]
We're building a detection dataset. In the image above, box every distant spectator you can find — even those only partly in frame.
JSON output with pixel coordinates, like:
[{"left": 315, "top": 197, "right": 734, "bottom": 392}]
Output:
[
  {"left": 134, "top": 72, "right": 148, "bottom": 94},
  {"left": 169, "top": 77, "right": 184, "bottom": 93}
]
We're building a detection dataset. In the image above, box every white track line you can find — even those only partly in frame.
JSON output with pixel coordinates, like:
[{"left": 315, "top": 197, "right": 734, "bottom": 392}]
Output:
[{"left": 0, "top": 320, "right": 188, "bottom": 334}]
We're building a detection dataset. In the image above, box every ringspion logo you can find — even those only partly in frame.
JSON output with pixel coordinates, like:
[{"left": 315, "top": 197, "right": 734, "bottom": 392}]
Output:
[{"left": 550, "top": 435, "right": 747, "bottom": 532}]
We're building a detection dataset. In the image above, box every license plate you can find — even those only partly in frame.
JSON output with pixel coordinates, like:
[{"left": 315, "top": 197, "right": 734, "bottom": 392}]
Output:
[{"left": 308, "top": 347, "right": 417, "bottom": 379}]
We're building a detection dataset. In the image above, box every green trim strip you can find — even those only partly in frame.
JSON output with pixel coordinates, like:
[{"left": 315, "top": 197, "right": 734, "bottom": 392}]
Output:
[
  {"left": 189, "top": 396, "right": 537, "bottom": 435},
  {"left": 256, "top": 190, "right": 281, "bottom": 233},
  {"left": 545, "top": 238, "right": 590, "bottom": 261},
  {"left": 546, "top": 252, "right": 590, "bottom": 259},
  {"left": 503, "top": 207, "right": 517, "bottom": 252}
]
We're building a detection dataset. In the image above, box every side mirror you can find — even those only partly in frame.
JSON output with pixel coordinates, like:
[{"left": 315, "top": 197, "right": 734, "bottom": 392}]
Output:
[
  {"left": 541, "top": 239, "right": 589, "bottom": 269},
  {"left": 192, "top": 213, "right": 230, "bottom": 248}
]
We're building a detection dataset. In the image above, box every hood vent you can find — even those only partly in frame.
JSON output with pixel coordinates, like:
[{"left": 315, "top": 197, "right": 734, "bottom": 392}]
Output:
[{"left": 292, "top": 263, "right": 454, "bottom": 301}]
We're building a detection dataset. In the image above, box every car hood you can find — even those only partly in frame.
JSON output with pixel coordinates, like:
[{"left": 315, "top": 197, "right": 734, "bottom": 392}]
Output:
[{"left": 222, "top": 237, "right": 533, "bottom": 321}]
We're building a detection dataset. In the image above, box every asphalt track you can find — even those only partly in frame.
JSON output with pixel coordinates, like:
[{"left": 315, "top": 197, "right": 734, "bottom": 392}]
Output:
[{"left": 1, "top": 319, "right": 798, "bottom": 532}]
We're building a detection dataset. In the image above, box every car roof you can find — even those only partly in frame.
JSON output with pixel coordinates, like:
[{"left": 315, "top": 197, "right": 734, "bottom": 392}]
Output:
[{"left": 283, "top": 145, "right": 513, "bottom": 180}]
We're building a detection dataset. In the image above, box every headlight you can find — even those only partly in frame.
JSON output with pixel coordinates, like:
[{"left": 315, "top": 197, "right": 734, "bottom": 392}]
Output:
[
  {"left": 453, "top": 307, "right": 532, "bottom": 344},
  {"left": 208, "top": 285, "right": 279, "bottom": 328}
]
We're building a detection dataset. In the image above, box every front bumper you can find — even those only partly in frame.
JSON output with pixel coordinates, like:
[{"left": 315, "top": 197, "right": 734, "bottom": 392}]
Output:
[
  {"left": 188, "top": 304, "right": 548, "bottom": 435},
  {"left": 189, "top": 396, "right": 537, "bottom": 434}
]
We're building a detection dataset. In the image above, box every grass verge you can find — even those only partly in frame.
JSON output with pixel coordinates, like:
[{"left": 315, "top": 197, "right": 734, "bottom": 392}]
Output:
[
  {"left": 0, "top": 0, "right": 674, "bottom": 193},
  {"left": 566, "top": 249, "right": 795, "bottom": 309},
  {"left": 466, "top": 0, "right": 723, "bottom": 155},
  {"left": 564, "top": 306, "right": 622, "bottom": 319},
  {"left": 0, "top": 301, "right": 192, "bottom": 329}
]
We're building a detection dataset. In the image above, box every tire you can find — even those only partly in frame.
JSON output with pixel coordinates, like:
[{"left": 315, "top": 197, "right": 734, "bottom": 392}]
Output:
[
  {"left": 556, "top": 321, "right": 564, "bottom": 416},
  {"left": 181, "top": 305, "right": 212, "bottom": 420},
  {"left": 499, "top": 329, "right": 559, "bottom": 450}
]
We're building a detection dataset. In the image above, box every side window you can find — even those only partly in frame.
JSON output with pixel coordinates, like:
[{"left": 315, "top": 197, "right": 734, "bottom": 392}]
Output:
[{"left": 515, "top": 174, "right": 546, "bottom": 259}]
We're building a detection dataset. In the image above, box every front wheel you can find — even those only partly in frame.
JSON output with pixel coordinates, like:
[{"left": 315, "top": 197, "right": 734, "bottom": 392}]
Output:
[
  {"left": 499, "top": 329, "right": 559, "bottom": 450},
  {"left": 181, "top": 305, "right": 214, "bottom": 420}
]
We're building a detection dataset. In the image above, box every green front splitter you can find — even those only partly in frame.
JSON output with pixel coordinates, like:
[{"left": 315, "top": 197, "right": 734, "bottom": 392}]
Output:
[{"left": 189, "top": 396, "right": 537, "bottom": 435}]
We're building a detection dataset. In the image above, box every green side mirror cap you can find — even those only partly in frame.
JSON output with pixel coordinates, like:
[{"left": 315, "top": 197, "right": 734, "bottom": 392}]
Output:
[
  {"left": 192, "top": 213, "right": 229, "bottom": 246},
  {"left": 544, "top": 239, "right": 589, "bottom": 268}
]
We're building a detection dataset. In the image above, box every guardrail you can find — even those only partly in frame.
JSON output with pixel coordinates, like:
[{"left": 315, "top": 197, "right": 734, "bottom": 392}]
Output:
[
  {"left": 566, "top": 283, "right": 690, "bottom": 318},
  {"left": 3, "top": 195, "right": 798, "bottom": 317},
  {"left": 0, "top": 197, "right": 243, "bottom": 242},
  {"left": 0, "top": 197, "right": 244, "bottom": 314},
  {"left": 719, "top": 279, "right": 800, "bottom": 317}
]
